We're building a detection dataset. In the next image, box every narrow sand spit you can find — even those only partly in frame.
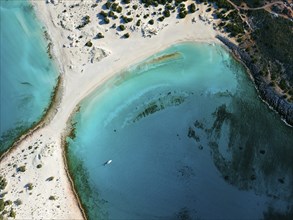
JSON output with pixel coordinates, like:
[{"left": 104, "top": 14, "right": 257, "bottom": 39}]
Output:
[{"left": 0, "top": 0, "right": 232, "bottom": 219}]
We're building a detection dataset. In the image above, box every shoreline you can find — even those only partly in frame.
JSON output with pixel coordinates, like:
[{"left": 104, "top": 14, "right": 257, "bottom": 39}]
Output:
[
  {"left": 1, "top": 0, "right": 292, "bottom": 219},
  {"left": 217, "top": 35, "right": 293, "bottom": 126},
  {"left": 0, "top": 75, "right": 63, "bottom": 162},
  {"left": 61, "top": 104, "right": 88, "bottom": 220}
]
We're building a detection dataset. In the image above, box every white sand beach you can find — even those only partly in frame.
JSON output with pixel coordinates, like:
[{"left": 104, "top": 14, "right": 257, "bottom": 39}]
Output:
[{"left": 0, "top": 0, "right": 233, "bottom": 219}]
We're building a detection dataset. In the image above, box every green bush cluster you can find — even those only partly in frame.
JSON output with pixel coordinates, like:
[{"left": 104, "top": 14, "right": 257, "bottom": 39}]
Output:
[
  {"left": 121, "top": 15, "right": 133, "bottom": 23},
  {"left": 209, "top": 0, "right": 234, "bottom": 10},
  {"left": 225, "top": 22, "right": 244, "bottom": 37},
  {"left": 214, "top": 8, "right": 244, "bottom": 37},
  {"left": 248, "top": 10, "right": 293, "bottom": 86},
  {"left": 178, "top": 4, "right": 187, "bottom": 18}
]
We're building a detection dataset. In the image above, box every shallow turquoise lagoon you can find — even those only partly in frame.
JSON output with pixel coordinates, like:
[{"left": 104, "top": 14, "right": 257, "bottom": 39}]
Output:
[
  {"left": 0, "top": 1, "right": 58, "bottom": 154},
  {"left": 67, "top": 43, "right": 293, "bottom": 219}
]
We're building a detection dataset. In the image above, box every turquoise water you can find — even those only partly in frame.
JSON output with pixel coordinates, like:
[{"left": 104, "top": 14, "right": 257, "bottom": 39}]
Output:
[
  {"left": 0, "top": 1, "right": 58, "bottom": 154},
  {"left": 67, "top": 43, "right": 293, "bottom": 219}
]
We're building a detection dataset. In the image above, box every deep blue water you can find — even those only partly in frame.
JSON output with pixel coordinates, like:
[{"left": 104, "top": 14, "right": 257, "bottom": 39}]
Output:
[
  {"left": 67, "top": 44, "right": 293, "bottom": 219},
  {"left": 0, "top": 1, "right": 58, "bottom": 154}
]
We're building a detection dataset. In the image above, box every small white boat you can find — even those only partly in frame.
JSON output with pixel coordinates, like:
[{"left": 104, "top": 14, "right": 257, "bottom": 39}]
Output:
[{"left": 103, "top": 160, "right": 112, "bottom": 166}]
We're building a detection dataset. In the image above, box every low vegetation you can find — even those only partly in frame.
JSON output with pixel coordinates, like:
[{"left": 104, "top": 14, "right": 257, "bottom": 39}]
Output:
[
  {"left": 249, "top": 10, "right": 293, "bottom": 85},
  {"left": 49, "top": 196, "right": 56, "bottom": 200},
  {"left": 123, "top": 33, "right": 130, "bottom": 38},
  {"left": 9, "top": 208, "right": 16, "bottom": 218},
  {"left": 25, "top": 183, "right": 33, "bottom": 190},
  {"left": 0, "top": 199, "right": 4, "bottom": 212},
  {"left": 96, "top": 32, "right": 104, "bottom": 39},
  {"left": 46, "top": 176, "right": 54, "bottom": 181},
  {"left": 17, "top": 166, "right": 26, "bottom": 172},
  {"left": 85, "top": 41, "right": 93, "bottom": 47},
  {"left": 0, "top": 176, "right": 7, "bottom": 191}
]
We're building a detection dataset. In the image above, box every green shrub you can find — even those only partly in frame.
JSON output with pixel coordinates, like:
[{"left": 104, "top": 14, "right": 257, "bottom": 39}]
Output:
[
  {"left": 123, "top": 33, "right": 130, "bottom": 38},
  {"left": 163, "top": 10, "right": 170, "bottom": 17},
  {"left": 36, "top": 164, "right": 42, "bottom": 169},
  {"left": 0, "top": 176, "right": 7, "bottom": 190},
  {"left": 179, "top": 11, "right": 187, "bottom": 18},
  {"left": 188, "top": 3, "right": 196, "bottom": 13},
  {"left": 49, "top": 196, "right": 56, "bottom": 200},
  {"left": 136, "top": 19, "right": 141, "bottom": 26},
  {"left": 158, "top": 16, "right": 165, "bottom": 22},
  {"left": 9, "top": 208, "right": 16, "bottom": 218},
  {"left": 119, "top": 25, "right": 125, "bottom": 31},
  {"left": 104, "top": 17, "right": 110, "bottom": 24},
  {"left": 279, "top": 79, "right": 287, "bottom": 90},
  {"left": 99, "top": 11, "right": 107, "bottom": 17},
  {"left": 17, "top": 166, "right": 26, "bottom": 172},
  {"left": 4, "top": 200, "right": 12, "bottom": 206},
  {"left": 116, "top": 6, "right": 122, "bottom": 13},
  {"left": 126, "top": 17, "right": 133, "bottom": 23},
  {"left": 26, "top": 183, "right": 33, "bottom": 190},
  {"left": 46, "top": 176, "right": 54, "bottom": 181},
  {"left": 97, "top": 33, "right": 104, "bottom": 39},
  {"left": 108, "top": 11, "right": 115, "bottom": 18},
  {"left": 85, "top": 41, "right": 93, "bottom": 47},
  {"left": 122, "top": 16, "right": 133, "bottom": 23},
  {"left": 148, "top": 19, "right": 154, "bottom": 25},
  {"left": 0, "top": 199, "right": 4, "bottom": 212},
  {"left": 105, "top": 1, "right": 111, "bottom": 9}
]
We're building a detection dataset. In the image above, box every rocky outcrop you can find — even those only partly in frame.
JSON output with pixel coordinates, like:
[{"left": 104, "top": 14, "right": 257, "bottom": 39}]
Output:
[{"left": 216, "top": 35, "right": 293, "bottom": 126}]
